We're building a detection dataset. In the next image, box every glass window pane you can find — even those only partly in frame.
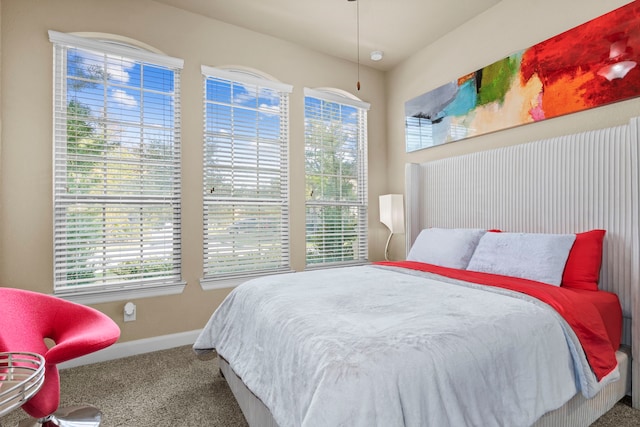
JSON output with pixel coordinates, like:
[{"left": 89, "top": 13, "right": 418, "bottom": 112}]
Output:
[
  {"left": 206, "top": 79, "right": 231, "bottom": 103},
  {"left": 203, "top": 73, "right": 290, "bottom": 278},
  {"left": 142, "top": 64, "right": 174, "bottom": 92}
]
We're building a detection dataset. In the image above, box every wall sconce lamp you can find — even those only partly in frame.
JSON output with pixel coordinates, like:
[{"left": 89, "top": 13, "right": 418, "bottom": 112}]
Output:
[{"left": 379, "top": 194, "right": 405, "bottom": 261}]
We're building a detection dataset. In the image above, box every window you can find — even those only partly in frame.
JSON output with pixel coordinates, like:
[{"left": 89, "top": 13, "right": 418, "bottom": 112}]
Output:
[
  {"left": 304, "top": 88, "right": 369, "bottom": 266},
  {"left": 50, "top": 31, "right": 184, "bottom": 302},
  {"left": 202, "top": 66, "right": 293, "bottom": 288}
]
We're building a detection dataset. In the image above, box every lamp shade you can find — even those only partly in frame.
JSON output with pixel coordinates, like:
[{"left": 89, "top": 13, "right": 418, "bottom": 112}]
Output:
[{"left": 379, "top": 194, "right": 405, "bottom": 234}]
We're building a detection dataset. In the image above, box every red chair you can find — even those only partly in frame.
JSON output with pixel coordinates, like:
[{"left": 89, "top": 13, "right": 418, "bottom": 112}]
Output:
[{"left": 0, "top": 288, "right": 120, "bottom": 426}]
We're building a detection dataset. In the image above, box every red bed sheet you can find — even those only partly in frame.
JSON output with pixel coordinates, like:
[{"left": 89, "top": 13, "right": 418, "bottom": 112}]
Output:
[
  {"left": 375, "top": 261, "right": 622, "bottom": 381},
  {"left": 563, "top": 287, "right": 622, "bottom": 351}
]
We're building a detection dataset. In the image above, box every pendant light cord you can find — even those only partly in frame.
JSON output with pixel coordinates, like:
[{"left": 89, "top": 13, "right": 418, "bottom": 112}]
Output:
[
  {"left": 356, "top": 0, "right": 361, "bottom": 90},
  {"left": 348, "top": 0, "right": 361, "bottom": 90}
]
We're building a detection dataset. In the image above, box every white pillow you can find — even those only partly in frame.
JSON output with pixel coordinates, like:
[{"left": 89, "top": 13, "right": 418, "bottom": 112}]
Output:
[
  {"left": 407, "top": 228, "right": 487, "bottom": 269},
  {"left": 466, "top": 232, "right": 576, "bottom": 286}
]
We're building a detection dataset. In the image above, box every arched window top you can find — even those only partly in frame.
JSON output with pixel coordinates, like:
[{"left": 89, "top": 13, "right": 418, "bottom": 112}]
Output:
[
  {"left": 48, "top": 30, "right": 183, "bottom": 69},
  {"left": 216, "top": 65, "right": 282, "bottom": 83},
  {"left": 201, "top": 64, "right": 292, "bottom": 93},
  {"left": 312, "top": 87, "right": 362, "bottom": 102},
  {"left": 304, "top": 87, "right": 370, "bottom": 110},
  {"left": 69, "top": 32, "right": 165, "bottom": 55}
]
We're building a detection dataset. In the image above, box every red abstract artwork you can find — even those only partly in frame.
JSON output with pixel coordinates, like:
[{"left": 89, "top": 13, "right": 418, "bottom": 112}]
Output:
[
  {"left": 521, "top": 1, "right": 640, "bottom": 119},
  {"left": 405, "top": 1, "right": 640, "bottom": 151}
]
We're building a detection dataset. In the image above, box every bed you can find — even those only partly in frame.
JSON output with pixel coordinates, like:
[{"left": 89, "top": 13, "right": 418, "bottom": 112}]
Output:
[{"left": 194, "top": 116, "right": 639, "bottom": 426}]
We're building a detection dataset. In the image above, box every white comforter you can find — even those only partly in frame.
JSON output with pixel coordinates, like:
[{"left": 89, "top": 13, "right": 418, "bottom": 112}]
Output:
[{"left": 193, "top": 265, "right": 618, "bottom": 427}]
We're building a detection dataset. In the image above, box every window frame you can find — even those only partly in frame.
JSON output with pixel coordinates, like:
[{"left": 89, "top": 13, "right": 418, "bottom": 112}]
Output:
[
  {"left": 303, "top": 87, "right": 370, "bottom": 268},
  {"left": 49, "top": 30, "right": 185, "bottom": 304},
  {"left": 200, "top": 65, "right": 294, "bottom": 290}
]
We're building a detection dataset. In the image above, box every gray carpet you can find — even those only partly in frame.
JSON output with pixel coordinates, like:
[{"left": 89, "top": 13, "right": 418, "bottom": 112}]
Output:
[
  {"left": 1, "top": 346, "right": 247, "bottom": 427},
  {"left": 1, "top": 345, "right": 638, "bottom": 426}
]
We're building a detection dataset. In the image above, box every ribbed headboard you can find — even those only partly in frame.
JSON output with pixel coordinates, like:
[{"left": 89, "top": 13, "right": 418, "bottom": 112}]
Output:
[{"left": 405, "top": 116, "right": 639, "bottom": 407}]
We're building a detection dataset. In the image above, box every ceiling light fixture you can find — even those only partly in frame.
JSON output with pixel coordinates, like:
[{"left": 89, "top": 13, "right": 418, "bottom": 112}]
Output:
[
  {"left": 347, "top": 0, "right": 360, "bottom": 91},
  {"left": 370, "top": 50, "right": 383, "bottom": 61}
]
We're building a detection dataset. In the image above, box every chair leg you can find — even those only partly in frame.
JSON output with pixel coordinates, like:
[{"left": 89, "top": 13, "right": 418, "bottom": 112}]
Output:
[
  {"left": 50, "top": 405, "right": 102, "bottom": 427},
  {"left": 17, "top": 416, "right": 55, "bottom": 427},
  {"left": 18, "top": 406, "right": 102, "bottom": 427}
]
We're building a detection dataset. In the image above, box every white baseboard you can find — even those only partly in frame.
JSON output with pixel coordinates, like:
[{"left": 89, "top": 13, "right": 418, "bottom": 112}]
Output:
[{"left": 58, "top": 329, "right": 203, "bottom": 370}]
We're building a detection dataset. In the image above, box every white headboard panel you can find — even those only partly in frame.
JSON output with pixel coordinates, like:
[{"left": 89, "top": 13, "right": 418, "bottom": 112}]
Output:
[{"left": 405, "top": 116, "right": 639, "bottom": 406}]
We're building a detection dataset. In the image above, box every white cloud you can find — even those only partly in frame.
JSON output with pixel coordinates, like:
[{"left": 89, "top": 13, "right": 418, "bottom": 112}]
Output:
[
  {"left": 72, "top": 50, "right": 134, "bottom": 84},
  {"left": 233, "top": 84, "right": 280, "bottom": 109},
  {"left": 106, "top": 55, "right": 135, "bottom": 83},
  {"left": 112, "top": 89, "right": 138, "bottom": 108},
  {"left": 259, "top": 103, "right": 280, "bottom": 114}
]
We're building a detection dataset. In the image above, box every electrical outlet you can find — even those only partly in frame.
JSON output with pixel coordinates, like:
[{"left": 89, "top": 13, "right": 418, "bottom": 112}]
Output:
[{"left": 124, "top": 301, "right": 136, "bottom": 322}]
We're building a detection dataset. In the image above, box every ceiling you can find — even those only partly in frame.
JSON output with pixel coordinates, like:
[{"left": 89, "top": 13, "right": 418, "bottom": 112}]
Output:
[{"left": 152, "top": 0, "right": 502, "bottom": 71}]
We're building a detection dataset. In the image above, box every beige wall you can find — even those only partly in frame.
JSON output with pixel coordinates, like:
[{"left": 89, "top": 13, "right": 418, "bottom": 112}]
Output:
[
  {"left": 386, "top": 0, "right": 640, "bottom": 258},
  {"left": 0, "top": 0, "right": 2, "bottom": 186},
  {"left": 3, "top": 0, "right": 640, "bottom": 344},
  {"left": 0, "top": 0, "right": 386, "bottom": 342}
]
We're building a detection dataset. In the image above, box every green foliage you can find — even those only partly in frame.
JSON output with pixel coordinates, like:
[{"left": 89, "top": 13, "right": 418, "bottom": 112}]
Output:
[
  {"left": 64, "top": 210, "right": 98, "bottom": 285},
  {"left": 66, "top": 99, "right": 106, "bottom": 193},
  {"left": 305, "top": 120, "right": 357, "bottom": 202},
  {"left": 306, "top": 205, "right": 357, "bottom": 263},
  {"left": 112, "top": 260, "right": 173, "bottom": 278},
  {"left": 305, "top": 109, "right": 360, "bottom": 263},
  {"left": 65, "top": 54, "right": 111, "bottom": 194},
  {"left": 64, "top": 100, "right": 102, "bottom": 285},
  {"left": 67, "top": 52, "right": 107, "bottom": 91}
]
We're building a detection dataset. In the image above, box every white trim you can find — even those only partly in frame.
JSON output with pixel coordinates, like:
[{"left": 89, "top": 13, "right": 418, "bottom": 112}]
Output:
[
  {"left": 304, "top": 87, "right": 371, "bottom": 110},
  {"left": 56, "top": 281, "right": 187, "bottom": 304},
  {"left": 69, "top": 32, "right": 165, "bottom": 55},
  {"left": 304, "top": 261, "right": 368, "bottom": 271},
  {"left": 405, "top": 163, "right": 421, "bottom": 256},
  {"left": 201, "top": 65, "right": 293, "bottom": 93},
  {"left": 199, "top": 270, "right": 295, "bottom": 291},
  {"left": 58, "top": 329, "right": 202, "bottom": 370},
  {"left": 48, "top": 30, "right": 184, "bottom": 69},
  {"left": 630, "top": 115, "right": 640, "bottom": 409}
]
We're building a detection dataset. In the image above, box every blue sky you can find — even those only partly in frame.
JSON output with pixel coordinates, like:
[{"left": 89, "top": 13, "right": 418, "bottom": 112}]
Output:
[{"left": 67, "top": 48, "right": 176, "bottom": 149}]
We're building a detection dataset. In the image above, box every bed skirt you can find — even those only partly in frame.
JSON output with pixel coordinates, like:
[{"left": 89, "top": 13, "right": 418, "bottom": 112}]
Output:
[
  {"left": 219, "top": 355, "right": 278, "bottom": 427},
  {"left": 218, "top": 346, "right": 630, "bottom": 427},
  {"left": 533, "top": 347, "right": 630, "bottom": 427}
]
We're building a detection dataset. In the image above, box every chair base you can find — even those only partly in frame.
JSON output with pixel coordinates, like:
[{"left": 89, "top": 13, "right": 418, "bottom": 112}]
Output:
[{"left": 18, "top": 405, "right": 102, "bottom": 427}]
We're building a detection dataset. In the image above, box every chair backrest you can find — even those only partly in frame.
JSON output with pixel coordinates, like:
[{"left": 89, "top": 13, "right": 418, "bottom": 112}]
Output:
[{"left": 0, "top": 287, "right": 120, "bottom": 418}]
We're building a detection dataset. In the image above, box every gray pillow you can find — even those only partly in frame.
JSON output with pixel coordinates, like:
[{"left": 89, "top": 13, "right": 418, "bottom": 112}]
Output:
[
  {"left": 466, "top": 232, "right": 576, "bottom": 286},
  {"left": 407, "top": 228, "right": 487, "bottom": 269}
]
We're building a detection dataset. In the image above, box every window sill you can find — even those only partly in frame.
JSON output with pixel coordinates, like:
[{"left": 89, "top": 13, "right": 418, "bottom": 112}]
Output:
[
  {"left": 55, "top": 280, "right": 187, "bottom": 304},
  {"left": 200, "top": 269, "right": 295, "bottom": 291},
  {"left": 304, "top": 260, "right": 369, "bottom": 271}
]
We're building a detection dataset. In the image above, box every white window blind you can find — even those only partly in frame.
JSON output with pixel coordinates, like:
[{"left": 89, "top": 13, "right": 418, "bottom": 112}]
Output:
[
  {"left": 304, "top": 88, "right": 369, "bottom": 266},
  {"left": 50, "top": 31, "right": 184, "bottom": 299},
  {"left": 202, "top": 66, "right": 293, "bottom": 283}
]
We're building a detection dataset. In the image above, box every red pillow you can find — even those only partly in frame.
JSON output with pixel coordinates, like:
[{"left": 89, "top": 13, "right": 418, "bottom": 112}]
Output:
[{"left": 561, "top": 230, "right": 606, "bottom": 291}]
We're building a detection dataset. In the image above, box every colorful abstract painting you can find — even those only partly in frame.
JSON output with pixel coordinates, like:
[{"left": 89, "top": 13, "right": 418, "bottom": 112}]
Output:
[{"left": 405, "top": 1, "right": 640, "bottom": 152}]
